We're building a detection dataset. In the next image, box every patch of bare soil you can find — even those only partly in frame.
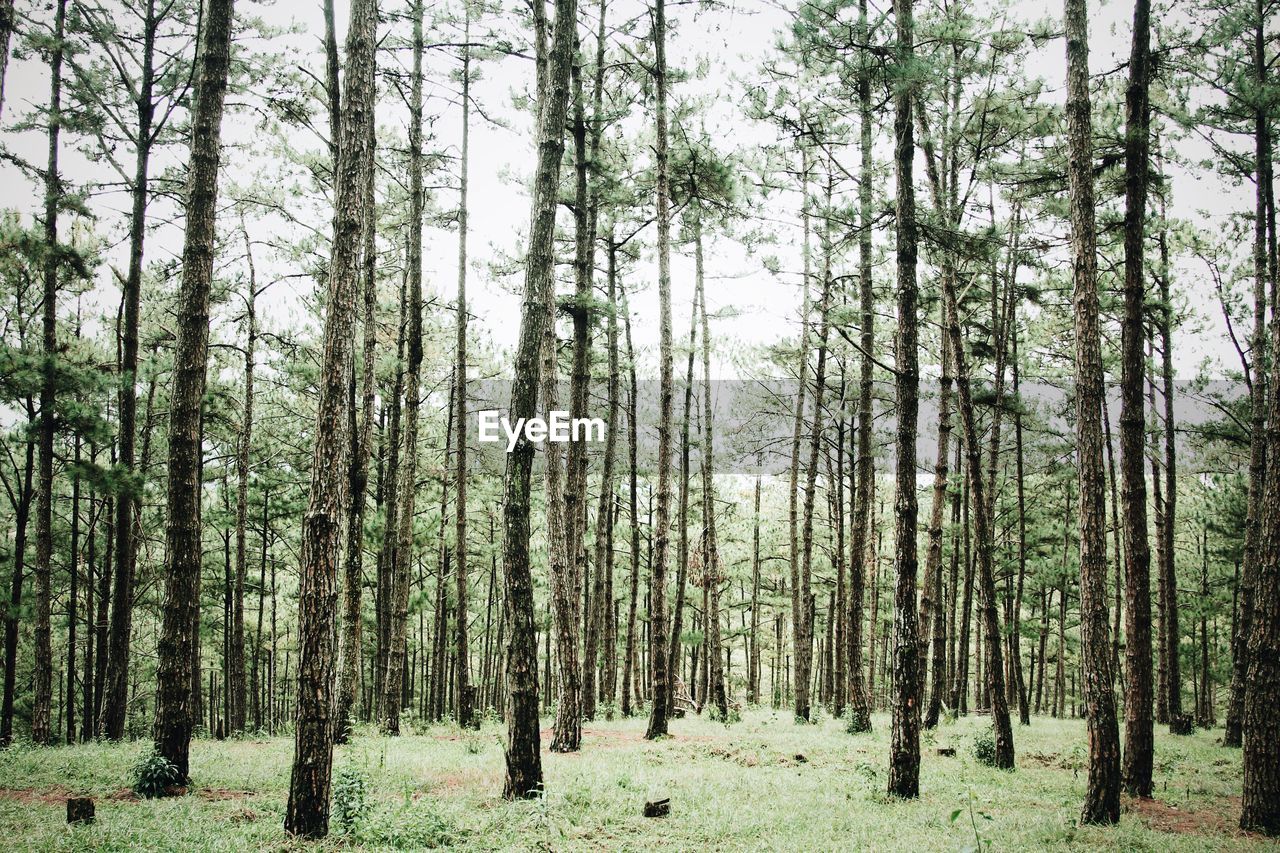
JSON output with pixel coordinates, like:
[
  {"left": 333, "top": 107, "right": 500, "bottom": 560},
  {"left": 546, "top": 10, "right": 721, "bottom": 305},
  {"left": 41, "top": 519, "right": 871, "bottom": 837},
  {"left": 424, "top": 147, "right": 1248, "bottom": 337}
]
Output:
[
  {"left": 0, "top": 786, "right": 139, "bottom": 805},
  {"left": 1124, "top": 795, "right": 1268, "bottom": 841}
]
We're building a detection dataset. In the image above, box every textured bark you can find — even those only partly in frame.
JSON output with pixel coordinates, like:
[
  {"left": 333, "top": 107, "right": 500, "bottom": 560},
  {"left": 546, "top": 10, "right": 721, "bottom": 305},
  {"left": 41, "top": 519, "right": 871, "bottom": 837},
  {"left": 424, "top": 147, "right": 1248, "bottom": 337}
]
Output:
[
  {"left": 1065, "top": 0, "right": 1121, "bottom": 822},
  {"left": 621, "top": 280, "right": 641, "bottom": 718},
  {"left": 844, "top": 0, "right": 874, "bottom": 733},
  {"left": 696, "top": 214, "right": 728, "bottom": 719},
  {"left": 1156, "top": 211, "right": 1183, "bottom": 731},
  {"left": 644, "top": 0, "right": 674, "bottom": 741},
  {"left": 153, "top": 0, "right": 234, "bottom": 779},
  {"left": 101, "top": 0, "right": 160, "bottom": 742},
  {"left": 939, "top": 269, "right": 1014, "bottom": 769},
  {"left": 230, "top": 220, "right": 257, "bottom": 736},
  {"left": 543, "top": 177, "right": 580, "bottom": 754},
  {"left": 500, "top": 0, "right": 578, "bottom": 796},
  {"left": 285, "top": 0, "right": 374, "bottom": 834},
  {"left": 453, "top": 10, "right": 473, "bottom": 732},
  {"left": 1241, "top": 314, "right": 1280, "bottom": 832},
  {"left": 4, "top": 409, "right": 35, "bottom": 745},
  {"left": 920, "top": 323, "right": 952, "bottom": 728},
  {"left": 374, "top": 267, "right": 408, "bottom": 718},
  {"left": 671, "top": 305, "right": 696, "bottom": 711},
  {"left": 592, "top": 217, "right": 620, "bottom": 711},
  {"left": 1009, "top": 321, "right": 1031, "bottom": 725},
  {"left": 1225, "top": 3, "right": 1271, "bottom": 750},
  {"left": 887, "top": 0, "right": 920, "bottom": 800},
  {"left": 382, "top": 0, "right": 422, "bottom": 739},
  {"left": 576, "top": 8, "right": 608, "bottom": 719},
  {"left": 31, "top": 0, "right": 66, "bottom": 746},
  {"left": 335, "top": 62, "right": 378, "bottom": 740},
  {"left": 789, "top": 153, "right": 813, "bottom": 725}
]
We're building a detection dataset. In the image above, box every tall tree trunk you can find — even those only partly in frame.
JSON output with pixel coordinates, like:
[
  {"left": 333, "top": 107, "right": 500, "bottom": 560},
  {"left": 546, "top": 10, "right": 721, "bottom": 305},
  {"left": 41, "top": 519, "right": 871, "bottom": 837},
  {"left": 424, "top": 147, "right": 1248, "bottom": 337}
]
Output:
[
  {"left": 382, "top": 0, "right": 422, "bottom": 738},
  {"left": 644, "top": 0, "right": 675, "bottom": 741},
  {"left": 844, "top": 0, "right": 874, "bottom": 734},
  {"left": 500, "top": 0, "right": 578, "bottom": 796},
  {"left": 696, "top": 211, "right": 727, "bottom": 719},
  {"left": 542, "top": 220, "right": 580, "bottom": 752},
  {"left": 621, "top": 278, "right": 642, "bottom": 718},
  {"left": 887, "top": 0, "right": 921, "bottom": 800},
  {"left": 1065, "top": 0, "right": 1121, "bottom": 821},
  {"left": 153, "top": 0, "right": 235, "bottom": 779},
  {"left": 1226, "top": 0, "right": 1271, "bottom": 749},
  {"left": 285, "top": 0, "right": 374, "bottom": 834},
  {"left": 335, "top": 46, "right": 378, "bottom": 740},
  {"left": 453, "top": 5, "right": 474, "bottom": 731},
  {"left": 102, "top": 0, "right": 159, "bottom": 742},
  {"left": 789, "top": 147, "right": 813, "bottom": 724},
  {"left": 1242, "top": 170, "right": 1280, "bottom": 837},
  {"left": 1011, "top": 320, "right": 1030, "bottom": 725},
  {"left": 920, "top": 318, "right": 952, "bottom": 730},
  {"left": 229, "top": 218, "right": 258, "bottom": 736},
  {"left": 1155, "top": 198, "right": 1184, "bottom": 732},
  {"left": 31, "top": 0, "right": 68, "bottom": 747},
  {"left": 375, "top": 265, "right": 408, "bottom": 718},
  {"left": 670, "top": 304, "right": 696, "bottom": 712},
  {"left": 593, "top": 216, "right": 620, "bottom": 712}
]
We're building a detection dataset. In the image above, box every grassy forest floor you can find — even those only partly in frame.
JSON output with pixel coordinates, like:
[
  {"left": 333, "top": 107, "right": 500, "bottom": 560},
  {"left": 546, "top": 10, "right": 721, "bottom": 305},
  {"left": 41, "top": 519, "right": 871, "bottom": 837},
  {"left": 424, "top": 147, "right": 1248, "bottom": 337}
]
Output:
[{"left": 0, "top": 708, "right": 1270, "bottom": 851}]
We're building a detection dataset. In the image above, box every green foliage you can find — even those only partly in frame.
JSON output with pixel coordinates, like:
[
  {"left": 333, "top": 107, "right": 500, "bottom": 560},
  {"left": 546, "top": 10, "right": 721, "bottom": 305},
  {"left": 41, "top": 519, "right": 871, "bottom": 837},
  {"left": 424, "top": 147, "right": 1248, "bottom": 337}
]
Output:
[
  {"left": 130, "top": 749, "right": 182, "bottom": 799},
  {"left": 332, "top": 766, "right": 370, "bottom": 834},
  {"left": 971, "top": 730, "right": 997, "bottom": 767}
]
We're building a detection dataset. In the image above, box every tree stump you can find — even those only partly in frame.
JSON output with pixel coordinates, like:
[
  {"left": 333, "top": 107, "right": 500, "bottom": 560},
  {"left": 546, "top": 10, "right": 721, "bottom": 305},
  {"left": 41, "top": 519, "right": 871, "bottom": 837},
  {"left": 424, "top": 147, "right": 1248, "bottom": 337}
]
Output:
[
  {"left": 936, "top": 747, "right": 956, "bottom": 757},
  {"left": 1169, "top": 714, "right": 1193, "bottom": 736},
  {"left": 643, "top": 798, "right": 671, "bottom": 818},
  {"left": 66, "top": 798, "right": 94, "bottom": 824}
]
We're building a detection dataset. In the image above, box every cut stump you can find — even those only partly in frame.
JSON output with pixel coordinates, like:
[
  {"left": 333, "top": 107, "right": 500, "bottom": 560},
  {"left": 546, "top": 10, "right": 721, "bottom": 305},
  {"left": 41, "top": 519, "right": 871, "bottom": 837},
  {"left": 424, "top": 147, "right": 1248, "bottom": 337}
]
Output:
[
  {"left": 66, "top": 797, "right": 95, "bottom": 824},
  {"left": 644, "top": 798, "right": 671, "bottom": 818}
]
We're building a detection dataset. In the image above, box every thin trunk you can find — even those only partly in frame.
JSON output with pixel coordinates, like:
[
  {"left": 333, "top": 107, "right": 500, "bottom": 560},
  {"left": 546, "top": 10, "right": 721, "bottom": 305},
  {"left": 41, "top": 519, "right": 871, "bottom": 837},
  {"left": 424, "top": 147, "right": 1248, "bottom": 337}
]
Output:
[
  {"left": 645, "top": 0, "right": 675, "bottom": 741},
  {"left": 452, "top": 5, "right": 473, "bottom": 731},
  {"left": 102, "top": 0, "right": 159, "bottom": 742}
]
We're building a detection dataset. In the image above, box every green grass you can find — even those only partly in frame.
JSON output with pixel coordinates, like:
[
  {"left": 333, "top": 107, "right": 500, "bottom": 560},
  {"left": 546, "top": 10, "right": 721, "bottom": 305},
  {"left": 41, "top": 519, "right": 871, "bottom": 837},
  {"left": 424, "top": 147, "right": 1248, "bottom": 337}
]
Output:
[{"left": 0, "top": 709, "right": 1268, "bottom": 850}]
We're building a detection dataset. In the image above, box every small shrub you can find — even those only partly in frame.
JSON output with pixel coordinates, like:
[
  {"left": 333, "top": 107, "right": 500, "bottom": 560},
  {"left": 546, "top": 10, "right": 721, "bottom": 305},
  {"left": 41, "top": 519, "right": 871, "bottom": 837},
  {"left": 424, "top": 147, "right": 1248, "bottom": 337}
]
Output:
[
  {"left": 462, "top": 730, "right": 484, "bottom": 755},
  {"left": 333, "top": 767, "right": 370, "bottom": 834},
  {"left": 971, "top": 730, "right": 997, "bottom": 767},
  {"left": 131, "top": 749, "right": 183, "bottom": 799},
  {"left": 598, "top": 700, "right": 618, "bottom": 721}
]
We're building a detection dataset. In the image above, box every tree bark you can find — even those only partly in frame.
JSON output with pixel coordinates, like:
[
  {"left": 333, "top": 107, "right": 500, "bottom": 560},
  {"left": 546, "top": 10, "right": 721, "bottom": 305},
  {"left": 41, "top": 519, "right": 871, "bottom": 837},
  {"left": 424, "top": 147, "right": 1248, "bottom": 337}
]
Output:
[
  {"left": 887, "top": 0, "right": 921, "bottom": 800},
  {"left": 1225, "top": 0, "right": 1270, "bottom": 749},
  {"left": 644, "top": 0, "right": 675, "bottom": 741},
  {"left": 1065, "top": 0, "right": 1121, "bottom": 821},
  {"left": 31, "top": 0, "right": 68, "bottom": 748},
  {"left": 844, "top": 0, "right": 874, "bottom": 733},
  {"left": 153, "top": 0, "right": 234, "bottom": 780},
  {"left": 285, "top": 0, "right": 374, "bottom": 834},
  {"left": 453, "top": 6, "right": 474, "bottom": 731},
  {"left": 500, "top": 0, "right": 578, "bottom": 796}
]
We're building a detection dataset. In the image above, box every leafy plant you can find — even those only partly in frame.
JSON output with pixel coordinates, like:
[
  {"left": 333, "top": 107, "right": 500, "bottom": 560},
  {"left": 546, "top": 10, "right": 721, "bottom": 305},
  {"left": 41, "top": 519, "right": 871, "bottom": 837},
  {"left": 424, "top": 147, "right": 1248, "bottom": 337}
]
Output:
[
  {"left": 949, "top": 788, "right": 993, "bottom": 852},
  {"left": 131, "top": 749, "right": 183, "bottom": 799},
  {"left": 333, "top": 766, "right": 370, "bottom": 834},
  {"left": 971, "top": 730, "right": 997, "bottom": 767}
]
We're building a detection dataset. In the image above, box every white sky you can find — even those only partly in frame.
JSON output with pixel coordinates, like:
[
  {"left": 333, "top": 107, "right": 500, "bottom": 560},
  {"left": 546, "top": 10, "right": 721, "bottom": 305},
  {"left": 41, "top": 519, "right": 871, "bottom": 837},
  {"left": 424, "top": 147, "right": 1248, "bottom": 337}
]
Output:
[{"left": 0, "top": 0, "right": 1255, "bottom": 389}]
